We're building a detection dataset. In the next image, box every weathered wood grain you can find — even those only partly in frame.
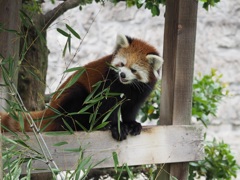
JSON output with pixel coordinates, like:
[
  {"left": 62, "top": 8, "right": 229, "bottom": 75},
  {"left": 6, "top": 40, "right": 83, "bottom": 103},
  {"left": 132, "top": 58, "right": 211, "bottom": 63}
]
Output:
[
  {"left": 159, "top": 0, "right": 199, "bottom": 179},
  {"left": 4, "top": 125, "right": 204, "bottom": 173}
]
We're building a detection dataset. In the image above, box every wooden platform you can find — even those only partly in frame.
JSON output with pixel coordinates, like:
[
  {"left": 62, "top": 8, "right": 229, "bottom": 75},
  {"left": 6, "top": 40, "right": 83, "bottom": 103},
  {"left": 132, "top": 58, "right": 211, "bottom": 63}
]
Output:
[{"left": 4, "top": 125, "right": 204, "bottom": 173}]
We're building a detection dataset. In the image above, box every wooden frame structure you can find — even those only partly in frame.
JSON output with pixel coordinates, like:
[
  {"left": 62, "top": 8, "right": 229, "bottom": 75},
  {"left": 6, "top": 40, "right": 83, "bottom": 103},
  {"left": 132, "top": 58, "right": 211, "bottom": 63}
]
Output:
[{"left": 1, "top": 0, "right": 202, "bottom": 179}]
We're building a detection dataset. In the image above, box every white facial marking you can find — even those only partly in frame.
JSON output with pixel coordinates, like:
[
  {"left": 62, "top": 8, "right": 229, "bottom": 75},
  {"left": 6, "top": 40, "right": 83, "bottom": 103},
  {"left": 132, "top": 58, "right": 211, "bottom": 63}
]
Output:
[
  {"left": 132, "top": 64, "right": 149, "bottom": 83},
  {"left": 111, "top": 55, "right": 126, "bottom": 70},
  {"left": 118, "top": 67, "right": 136, "bottom": 84},
  {"left": 146, "top": 54, "right": 164, "bottom": 79},
  {"left": 116, "top": 34, "right": 129, "bottom": 48}
]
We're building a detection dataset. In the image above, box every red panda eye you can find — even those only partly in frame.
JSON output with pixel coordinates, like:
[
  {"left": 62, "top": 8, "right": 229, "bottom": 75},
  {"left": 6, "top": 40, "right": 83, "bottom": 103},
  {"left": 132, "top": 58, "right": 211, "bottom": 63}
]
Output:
[
  {"left": 120, "top": 62, "right": 125, "bottom": 67},
  {"left": 130, "top": 68, "right": 137, "bottom": 73}
]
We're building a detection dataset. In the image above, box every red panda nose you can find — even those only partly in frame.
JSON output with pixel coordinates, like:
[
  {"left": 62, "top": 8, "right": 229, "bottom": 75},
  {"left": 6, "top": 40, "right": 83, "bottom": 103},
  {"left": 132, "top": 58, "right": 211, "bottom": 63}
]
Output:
[{"left": 120, "top": 72, "right": 126, "bottom": 79}]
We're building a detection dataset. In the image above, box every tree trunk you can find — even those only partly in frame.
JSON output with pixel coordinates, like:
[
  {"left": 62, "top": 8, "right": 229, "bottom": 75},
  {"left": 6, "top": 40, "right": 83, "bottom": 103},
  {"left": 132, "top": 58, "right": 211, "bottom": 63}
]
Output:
[
  {"left": 18, "top": 10, "right": 48, "bottom": 110},
  {"left": 17, "top": 0, "right": 82, "bottom": 111}
]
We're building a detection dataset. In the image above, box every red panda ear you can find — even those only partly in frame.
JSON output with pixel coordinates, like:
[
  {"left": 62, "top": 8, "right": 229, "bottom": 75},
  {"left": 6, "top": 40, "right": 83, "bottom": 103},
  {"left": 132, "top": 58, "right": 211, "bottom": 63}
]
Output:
[
  {"left": 116, "top": 34, "right": 130, "bottom": 48},
  {"left": 146, "top": 54, "right": 164, "bottom": 78}
]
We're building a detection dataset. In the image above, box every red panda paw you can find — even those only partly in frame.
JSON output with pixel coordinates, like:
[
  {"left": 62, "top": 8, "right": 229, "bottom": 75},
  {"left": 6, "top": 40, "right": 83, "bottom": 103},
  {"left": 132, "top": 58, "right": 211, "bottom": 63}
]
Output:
[
  {"left": 126, "top": 121, "right": 142, "bottom": 136},
  {"left": 111, "top": 123, "right": 129, "bottom": 141}
]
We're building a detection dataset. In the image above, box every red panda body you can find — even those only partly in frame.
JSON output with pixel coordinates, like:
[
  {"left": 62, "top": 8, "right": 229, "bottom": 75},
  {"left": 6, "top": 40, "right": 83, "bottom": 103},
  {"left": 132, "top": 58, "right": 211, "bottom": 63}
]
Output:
[{"left": 0, "top": 35, "right": 163, "bottom": 141}]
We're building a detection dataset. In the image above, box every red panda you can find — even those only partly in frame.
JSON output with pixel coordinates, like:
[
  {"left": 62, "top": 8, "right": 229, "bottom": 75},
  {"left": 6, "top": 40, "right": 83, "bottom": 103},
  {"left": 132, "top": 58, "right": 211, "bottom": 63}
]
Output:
[{"left": 0, "top": 34, "right": 163, "bottom": 141}]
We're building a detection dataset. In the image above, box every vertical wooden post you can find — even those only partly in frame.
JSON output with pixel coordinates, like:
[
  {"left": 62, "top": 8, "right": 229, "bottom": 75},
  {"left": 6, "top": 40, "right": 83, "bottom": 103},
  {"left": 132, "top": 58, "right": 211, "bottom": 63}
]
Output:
[
  {"left": 0, "top": 2, "right": 21, "bottom": 176},
  {"left": 0, "top": 0, "right": 22, "bottom": 111},
  {"left": 159, "top": 0, "right": 198, "bottom": 179}
]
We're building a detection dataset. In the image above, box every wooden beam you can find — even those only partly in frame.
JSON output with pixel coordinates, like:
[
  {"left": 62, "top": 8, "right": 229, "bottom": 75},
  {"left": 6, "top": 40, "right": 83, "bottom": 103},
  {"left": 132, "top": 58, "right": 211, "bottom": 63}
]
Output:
[
  {"left": 3, "top": 125, "right": 204, "bottom": 173},
  {"left": 159, "top": 0, "right": 199, "bottom": 179}
]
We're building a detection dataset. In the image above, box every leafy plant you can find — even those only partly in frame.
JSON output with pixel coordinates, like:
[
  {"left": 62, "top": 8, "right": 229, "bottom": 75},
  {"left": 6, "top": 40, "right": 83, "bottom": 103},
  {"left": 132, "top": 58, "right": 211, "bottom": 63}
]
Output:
[
  {"left": 57, "top": 24, "right": 81, "bottom": 57},
  {"left": 189, "top": 139, "right": 240, "bottom": 180},
  {"left": 112, "top": 152, "right": 135, "bottom": 180},
  {"left": 139, "top": 69, "right": 240, "bottom": 179},
  {"left": 139, "top": 69, "right": 227, "bottom": 127},
  {"left": 200, "top": 0, "right": 221, "bottom": 11},
  {"left": 139, "top": 80, "right": 161, "bottom": 123},
  {"left": 192, "top": 69, "right": 228, "bottom": 127}
]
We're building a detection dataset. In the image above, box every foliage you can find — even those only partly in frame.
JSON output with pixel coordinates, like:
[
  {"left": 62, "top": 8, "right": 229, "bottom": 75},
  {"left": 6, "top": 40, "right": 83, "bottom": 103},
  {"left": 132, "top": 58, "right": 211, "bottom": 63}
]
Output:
[
  {"left": 57, "top": 24, "right": 81, "bottom": 57},
  {"left": 139, "top": 81, "right": 161, "bottom": 123},
  {"left": 139, "top": 69, "right": 227, "bottom": 127},
  {"left": 189, "top": 139, "right": 240, "bottom": 180},
  {"left": 192, "top": 69, "right": 228, "bottom": 127},
  {"left": 139, "top": 70, "right": 240, "bottom": 179},
  {"left": 200, "top": 0, "right": 221, "bottom": 11}
]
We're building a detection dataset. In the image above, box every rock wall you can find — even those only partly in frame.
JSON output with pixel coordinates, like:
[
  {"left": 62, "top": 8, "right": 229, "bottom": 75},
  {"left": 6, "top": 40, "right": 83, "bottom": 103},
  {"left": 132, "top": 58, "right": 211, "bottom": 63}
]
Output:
[{"left": 43, "top": 0, "right": 240, "bottom": 166}]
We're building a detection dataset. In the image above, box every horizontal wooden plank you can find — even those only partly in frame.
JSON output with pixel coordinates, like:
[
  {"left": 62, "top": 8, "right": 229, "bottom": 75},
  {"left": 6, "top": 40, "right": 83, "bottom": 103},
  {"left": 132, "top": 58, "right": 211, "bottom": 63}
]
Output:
[{"left": 4, "top": 125, "right": 204, "bottom": 172}]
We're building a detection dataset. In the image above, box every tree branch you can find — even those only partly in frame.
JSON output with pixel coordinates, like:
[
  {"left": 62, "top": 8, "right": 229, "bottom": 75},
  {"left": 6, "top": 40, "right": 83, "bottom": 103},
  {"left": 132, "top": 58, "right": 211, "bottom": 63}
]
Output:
[{"left": 44, "top": 0, "right": 82, "bottom": 29}]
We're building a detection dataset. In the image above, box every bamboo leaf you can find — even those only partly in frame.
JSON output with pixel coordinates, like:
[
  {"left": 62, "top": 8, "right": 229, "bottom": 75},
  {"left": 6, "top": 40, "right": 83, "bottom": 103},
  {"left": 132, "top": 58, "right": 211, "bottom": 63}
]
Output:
[
  {"left": 62, "top": 119, "right": 74, "bottom": 134},
  {"left": 64, "top": 66, "right": 85, "bottom": 73},
  {"left": 77, "top": 104, "right": 94, "bottom": 114},
  {"left": 53, "top": 141, "right": 68, "bottom": 147},
  {"left": 117, "top": 107, "right": 121, "bottom": 135},
  {"left": 66, "top": 24, "right": 81, "bottom": 39},
  {"left": 45, "top": 131, "right": 72, "bottom": 136},
  {"left": 94, "top": 121, "right": 109, "bottom": 130},
  {"left": 63, "top": 40, "right": 68, "bottom": 57},
  {"left": 125, "top": 165, "right": 134, "bottom": 180},
  {"left": 64, "top": 147, "right": 82, "bottom": 152},
  {"left": 68, "top": 36, "right": 71, "bottom": 53},
  {"left": 112, "top": 152, "right": 119, "bottom": 172},
  {"left": 75, "top": 121, "right": 88, "bottom": 131},
  {"left": 57, "top": 28, "right": 70, "bottom": 37},
  {"left": 55, "top": 68, "right": 85, "bottom": 99}
]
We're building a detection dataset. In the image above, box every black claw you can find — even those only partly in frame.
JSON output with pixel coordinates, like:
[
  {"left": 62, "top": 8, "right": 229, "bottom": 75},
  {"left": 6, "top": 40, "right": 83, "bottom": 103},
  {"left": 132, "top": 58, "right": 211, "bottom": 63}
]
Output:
[{"left": 111, "top": 123, "right": 129, "bottom": 141}]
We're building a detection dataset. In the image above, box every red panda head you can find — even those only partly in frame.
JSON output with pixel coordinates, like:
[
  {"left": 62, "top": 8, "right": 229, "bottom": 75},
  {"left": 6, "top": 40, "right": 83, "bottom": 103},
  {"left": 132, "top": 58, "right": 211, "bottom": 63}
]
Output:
[{"left": 111, "top": 34, "right": 164, "bottom": 84}]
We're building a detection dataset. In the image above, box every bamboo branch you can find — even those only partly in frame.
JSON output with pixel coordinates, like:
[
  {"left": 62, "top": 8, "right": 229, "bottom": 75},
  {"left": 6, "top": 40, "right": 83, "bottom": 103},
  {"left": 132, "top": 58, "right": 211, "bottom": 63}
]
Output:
[{"left": 44, "top": 0, "right": 82, "bottom": 29}]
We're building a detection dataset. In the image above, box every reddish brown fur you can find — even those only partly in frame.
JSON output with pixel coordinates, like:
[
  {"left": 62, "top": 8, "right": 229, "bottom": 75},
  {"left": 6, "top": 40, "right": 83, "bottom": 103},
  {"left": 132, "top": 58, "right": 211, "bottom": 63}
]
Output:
[
  {"left": 0, "top": 36, "right": 161, "bottom": 138},
  {"left": 0, "top": 55, "right": 113, "bottom": 133}
]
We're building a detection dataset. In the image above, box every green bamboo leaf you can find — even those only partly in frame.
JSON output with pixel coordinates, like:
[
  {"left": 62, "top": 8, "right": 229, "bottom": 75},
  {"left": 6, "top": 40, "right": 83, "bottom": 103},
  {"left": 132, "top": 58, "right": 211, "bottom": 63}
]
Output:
[
  {"left": 18, "top": 111, "right": 24, "bottom": 132},
  {"left": 68, "top": 36, "right": 71, "bottom": 53},
  {"left": 56, "top": 68, "right": 85, "bottom": 99},
  {"left": 125, "top": 165, "right": 133, "bottom": 179},
  {"left": 14, "top": 139, "right": 30, "bottom": 148},
  {"left": 66, "top": 24, "right": 81, "bottom": 39},
  {"left": 64, "top": 148, "right": 82, "bottom": 152},
  {"left": 66, "top": 69, "right": 85, "bottom": 88},
  {"left": 86, "top": 96, "right": 104, "bottom": 104},
  {"left": 101, "top": 110, "right": 113, "bottom": 123},
  {"left": 53, "top": 141, "right": 68, "bottom": 147},
  {"left": 83, "top": 81, "right": 102, "bottom": 104},
  {"left": 112, "top": 152, "right": 119, "bottom": 172},
  {"left": 64, "top": 66, "right": 85, "bottom": 73},
  {"left": 45, "top": 131, "right": 72, "bottom": 136},
  {"left": 117, "top": 107, "right": 121, "bottom": 135},
  {"left": 75, "top": 121, "right": 88, "bottom": 131},
  {"left": 26, "top": 159, "right": 32, "bottom": 178},
  {"left": 63, "top": 41, "right": 68, "bottom": 57},
  {"left": 94, "top": 121, "right": 109, "bottom": 130},
  {"left": 57, "top": 28, "right": 70, "bottom": 37},
  {"left": 77, "top": 104, "right": 94, "bottom": 114},
  {"left": 2, "top": 136, "right": 18, "bottom": 145},
  {"left": 62, "top": 119, "right": 74, "bottom": 134}
]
